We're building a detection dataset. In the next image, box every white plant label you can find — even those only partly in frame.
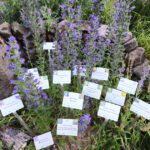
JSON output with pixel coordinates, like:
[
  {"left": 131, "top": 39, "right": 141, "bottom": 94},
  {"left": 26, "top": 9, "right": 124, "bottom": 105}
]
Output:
[
  {"left": 34, "top": 132, "right": 54, "bottom": 150},
  {"left": 62, "top": 91, "right": 84, "bottom": 110},
  {"left": 98, "top": 101, "right": 121, "bottom": 122},
  {"left": 0, "top": 94, "right": 24, "bottom": 117},
  {"left": 82, "top": 81, "right": 103, "bottom": 100},
  {"left": 105, "top": 88, "right": 126, "bottom": 106},
  {"left": 24, "top": 68, "right": 39, "bottom": 79},
  {"left": 43, "top": 42, "right": 56, "bottom": 50},
  {"left": 117, "top": 78, "right": 138, "bottom": 95},
  {"left": 73, "top": 65, "right": 86, "bottom": 77},
  {"left": 37, "top": 76, "right": 49, "bottom": 90},
  {"left": 91, "top": 67, "right": 109, "bottom": 81},
  {"left": 57, "top": 119, "right": 78, "bottom": 136},
  {"left": 53, "top": 70, "right": 71, "bottom": 84},
  {"left": 130, "top": 98, "right": 150, "bottom": 120}
]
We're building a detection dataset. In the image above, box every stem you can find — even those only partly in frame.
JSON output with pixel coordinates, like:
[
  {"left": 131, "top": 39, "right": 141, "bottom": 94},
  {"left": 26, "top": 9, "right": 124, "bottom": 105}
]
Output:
[
  {"left": 13, "top": 112, "right": 34, "bottom": 137},
  {"left": 48, "top": 49, "right": 53, "bottom": 76},
  {"left": 77, "top": 67, "right": 82, "bottom": 89},
  {"left": 93, "top": 119, "right": 108, "bottom": 147},
  {"left": 98, "top": 119, "right": 108, "bottom": 135},
  {"left": 60, "top": 84, "right": 64, "bottom": 94},
  {"left": 126, "top": 116, "right": 140, "bottom": 130}
]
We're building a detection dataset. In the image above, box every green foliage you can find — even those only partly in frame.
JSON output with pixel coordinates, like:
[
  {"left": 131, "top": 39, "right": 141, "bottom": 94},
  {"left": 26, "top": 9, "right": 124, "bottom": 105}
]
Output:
[
  {"left": 0, "top": 0, "right": 150, "bottom": 150},
  {"left": 0, "top": 0, "right": 23, "bottom": 23},
  {"left": 131, "top": 0, "right": 150, "bottom": 59}
]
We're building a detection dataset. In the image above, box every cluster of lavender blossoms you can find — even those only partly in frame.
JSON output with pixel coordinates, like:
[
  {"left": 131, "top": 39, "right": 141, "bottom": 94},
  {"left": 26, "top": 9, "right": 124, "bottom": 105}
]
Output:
[
  {"left": 79, "top": 114, "right": 91, "bottom": 133},
  {"left": 6, "top": 36, "right": 52, "bottom": 110},
  {"left": 103, "top": 0, "right": 135, "bottom": 78},
  {"left": 53, "top": 1, "right": 82, "bottom": 70},
  {"left": 91, "top": 0, "right": 105, "bottom": 17}
]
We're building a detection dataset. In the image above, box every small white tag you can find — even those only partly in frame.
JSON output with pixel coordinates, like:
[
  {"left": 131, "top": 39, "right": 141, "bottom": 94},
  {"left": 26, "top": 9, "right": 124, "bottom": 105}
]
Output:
[
  {"left": 33, "top": 132, "right": 54, "bottom": 150},
  {"left": 53, "top": 70, "right": 71, "bottom": 84},
  {"left": 62, "top": 92, "right": 84, "bottom": 110},
  {"left": 130, "top": 98, "right": 150, "bottom": 120},
  {"left": 23, "top": 68, "right": 39, "bottom": 79},
  {"left": 82, "top": 81, "right": 103, "bottom": 100},
  {"left": 117, "top": 78, "right": 138, "bottom": 95},
  {"left": 43, "top": 42, "right": 56, "bottom": 50},
  {"left": 72, "top": 65, "right": 86, "bottom": 77},
  {"left": 105, "top": 88, "right": 126, "bottom": 106},
  {"left": 37, "top": 76, "right": 49, "bottom": 90},
  {"left": 98, "top": 101, "right": 121, "bottom": 122},
  {"left": 0, "top": 94, "right": 24, "bottom": 117},
  {"left": 91, "top": 67, "right": 109, "bottom": 81},
  {"left": 57, "top": 119, "right": 78, "bottom": 136}
]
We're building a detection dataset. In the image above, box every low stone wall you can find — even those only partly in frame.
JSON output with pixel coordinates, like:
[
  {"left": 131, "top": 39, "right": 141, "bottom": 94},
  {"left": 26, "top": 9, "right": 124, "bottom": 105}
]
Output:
[{"left": 0, "top": 22, "right": 149, "bottom": 99}]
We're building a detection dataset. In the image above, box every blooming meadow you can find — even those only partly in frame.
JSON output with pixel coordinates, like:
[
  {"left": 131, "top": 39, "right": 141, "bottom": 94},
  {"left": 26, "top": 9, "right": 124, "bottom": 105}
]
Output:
[{"left": 0, "top": 0, "right": 150, "bottom": 149}]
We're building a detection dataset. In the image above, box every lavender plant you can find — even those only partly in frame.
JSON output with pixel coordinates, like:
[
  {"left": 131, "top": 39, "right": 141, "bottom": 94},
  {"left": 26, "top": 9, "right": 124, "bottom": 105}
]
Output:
[
  {"left": 20, "top": 0, "right": 46, "bottom": 74},
  {"left": 102, "top": 0, "right": 135, "bottom": 81},
  {"left": 6, "top": 36, "right": 52, "bottom": 110},
  {"left": 53, "top": 1, "right": 82, "bottom": 70}
]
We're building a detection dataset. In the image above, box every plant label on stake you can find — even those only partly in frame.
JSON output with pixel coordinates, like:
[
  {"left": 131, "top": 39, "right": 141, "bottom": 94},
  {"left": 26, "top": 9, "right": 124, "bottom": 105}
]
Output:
[
  {"left": 73, "top": 65, "right": 86, "bottom": 77},
  {"left": 33, "top": 132, "right": 54, "bottom": 150},
  {"left": 0, "top": 94, "right": 24, "bottom": 116},
  {"left": 117, "top": 78, "right": 138, "bottom": 95},
  {"left": 82, "top": 81, "right": 103, "bottom": 100},
  {"left": 43, "top": 42, "right": 56, "bottom": 50},
  {"left": 43, "top": 42, "right": 56, "bottom": 75},
  {"left": 23, "top": 68, "right": 40, "bottom": 80},
  {"left": 62, "top": 91, "right": 84, "bottom": 110},
  {"left": 53, "top": 70, "right": 71, "bottom": 85},
  {"left": 97, "top": 101, "right": 121, "bottom": 122},
  {"left": 0, "top": 94, "right": 34, "bottom": 136},
  {"left": 53, "top": 70, "right": 71, "bottom": 94},
  {"left": 73, "top": 65, "right": 86, "bottom": 86},
  {"left": 37, "top": 76, "right": 50, "bottom": 90},
  {"left": 130, "top": 98, "right": 150, "bottom": 120},
  {"left": 105, "top": 88, "right": 126, "bottom": 106},
  {"left": 91, "top": 67, "right": 109, "bottom": 81},
  {"left": 125, "top": 98, "right": 150, "bottom": 130},
  {"left": 57, "top": 119, "right": 78, "bottom": 136}
]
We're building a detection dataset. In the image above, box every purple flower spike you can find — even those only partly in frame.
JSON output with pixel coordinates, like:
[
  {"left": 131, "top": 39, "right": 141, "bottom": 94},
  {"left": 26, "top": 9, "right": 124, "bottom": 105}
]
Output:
[{"left": 79, "top": 114, "right": 91, "bottom": 133}]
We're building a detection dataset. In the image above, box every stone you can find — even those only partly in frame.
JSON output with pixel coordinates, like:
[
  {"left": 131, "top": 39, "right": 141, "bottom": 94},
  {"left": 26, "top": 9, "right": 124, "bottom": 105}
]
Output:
[
  {"left": 11, "top": 22, "right": 35, "bottom": 62},
  {"left": 123, "top": 32, "right": 132, "bottom": 44},
  {"left": 0, "top": 22, "right": 12, "bottom": 40},
  {"left": 124, "top": 38, "right": 138, "bottom": 52},
  {"left": 58, "top": 20, "right": 68, "bottom": 33},
  {"left": 127, "top": 47, "right": 145, "bottom": 67},
  {"left": 63, "top": 126, "right": 94, "bottom": 150},
  {"left": 81, "top": 22, "right": 91, "bottom": 31},
  {"left": 133, "top": 59, "right": 150, "bottom": 79},
  {"left": 0, "top": 127, "right": 31, "bottom": 150},
  {"left": 11, "top": 22, "right": 30, "bottom": 40},
  {"left": 0, "top": 36, "right": 14, "bottom": 99},
  {"left": 98, "top": 25, "right": 108, "bottom": 38}
]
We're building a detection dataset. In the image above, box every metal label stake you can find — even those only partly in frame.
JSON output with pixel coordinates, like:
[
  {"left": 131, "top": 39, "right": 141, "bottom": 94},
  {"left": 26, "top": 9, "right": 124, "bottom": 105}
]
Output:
[
  {"left": 43, "top": 42, "right": 56, "bottom": 76},
  {"left": 125, "top": 115, "right": 140, "bottom": 130},
  {"left": 13, "top": 112, "right": 34, "bottom": 137}
]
